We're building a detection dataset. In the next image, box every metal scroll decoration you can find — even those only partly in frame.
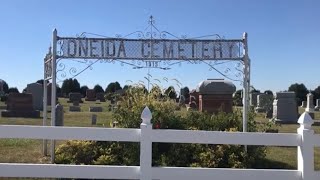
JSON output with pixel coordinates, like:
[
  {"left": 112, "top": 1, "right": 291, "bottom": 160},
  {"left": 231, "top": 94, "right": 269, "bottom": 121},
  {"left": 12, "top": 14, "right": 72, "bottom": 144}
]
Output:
[{"left": 53, "top": 16, "right": 245, "bottom": 83}]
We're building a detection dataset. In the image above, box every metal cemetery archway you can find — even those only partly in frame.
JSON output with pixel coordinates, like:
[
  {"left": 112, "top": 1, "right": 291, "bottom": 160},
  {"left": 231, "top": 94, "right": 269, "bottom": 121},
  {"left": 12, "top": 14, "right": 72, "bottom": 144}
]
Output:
[{"left": 43, "top": 17, "right": 250, "bottom": 162}]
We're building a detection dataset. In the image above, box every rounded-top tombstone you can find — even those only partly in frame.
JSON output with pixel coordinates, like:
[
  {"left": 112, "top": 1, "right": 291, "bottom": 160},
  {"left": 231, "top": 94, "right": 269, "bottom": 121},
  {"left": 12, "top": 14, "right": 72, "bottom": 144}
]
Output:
[{"left": 196, "top": 79, "right": 236, "bottom": 113}]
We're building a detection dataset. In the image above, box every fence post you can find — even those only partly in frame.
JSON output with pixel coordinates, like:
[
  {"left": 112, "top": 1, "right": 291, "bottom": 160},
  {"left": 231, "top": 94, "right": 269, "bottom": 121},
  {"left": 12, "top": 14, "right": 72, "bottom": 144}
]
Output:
[
  {"left": 297, "top": 112, "right": 314, "bottom": 180},
  {"left": 140, "top": 106, "right": 152, "bottom": 180}
]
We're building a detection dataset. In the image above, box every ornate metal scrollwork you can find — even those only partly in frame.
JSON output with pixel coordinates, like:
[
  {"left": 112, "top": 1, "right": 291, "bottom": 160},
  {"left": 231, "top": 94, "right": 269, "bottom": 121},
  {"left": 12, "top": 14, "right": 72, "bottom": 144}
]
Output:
[{"left": 51, "top": 15, "right": 245, "bottom": 85}]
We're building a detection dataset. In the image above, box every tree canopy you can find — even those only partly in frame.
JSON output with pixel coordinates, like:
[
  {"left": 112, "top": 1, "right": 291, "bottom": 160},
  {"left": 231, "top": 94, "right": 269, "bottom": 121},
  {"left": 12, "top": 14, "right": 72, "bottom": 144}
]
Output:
[
  {"left": 61, "top": 78, "right": 81, "bottom": 96},
  {"left": 8, "top": 87, "right": 19, "bottom": 93},
  {"left": 1, "top": 80, "right": 9, "bottom": 94},
  {"left": 94, "top": 84, "right": 104, "bottom": 93},
  {"left": 288, "top": 83, "right": 309, "bottom": 105},
  {"left": 164, "top": 86, "right": 177, "bottom": 99},
  {"left": 180, "top": 86, "right": 190, "bottom": 99},
  {"left": 80, "top": 85, "right": 89, "bottom": 97},
  {"left": 105, "top": 82, "right": 122, "bottom": 93},
  {"left": 264, "top": 90, "right": 273, "bottom": 95}
]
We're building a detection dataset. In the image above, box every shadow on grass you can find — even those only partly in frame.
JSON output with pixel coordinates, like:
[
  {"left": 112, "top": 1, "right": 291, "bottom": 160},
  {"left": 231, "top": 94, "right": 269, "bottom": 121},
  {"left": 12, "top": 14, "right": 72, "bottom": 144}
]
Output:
[{"left": 254, "top": 158, "right": 296, "bottom": 169}]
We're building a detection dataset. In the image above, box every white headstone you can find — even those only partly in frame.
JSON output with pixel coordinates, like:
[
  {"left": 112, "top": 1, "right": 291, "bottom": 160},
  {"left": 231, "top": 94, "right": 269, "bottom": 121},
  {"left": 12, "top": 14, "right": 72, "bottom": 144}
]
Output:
[
  {"left": 273, "top": 92, "right": 298, "bottom": 123},
  {"left": 305, "top": 93, "right": 314, "bottom": 119}
]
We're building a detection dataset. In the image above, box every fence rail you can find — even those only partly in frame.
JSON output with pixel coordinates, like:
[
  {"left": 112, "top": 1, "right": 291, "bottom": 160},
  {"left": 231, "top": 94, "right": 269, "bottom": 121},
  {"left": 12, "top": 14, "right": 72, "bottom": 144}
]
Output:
[{"left": 0, "top": 108, "right": 319, "bottom": 180}]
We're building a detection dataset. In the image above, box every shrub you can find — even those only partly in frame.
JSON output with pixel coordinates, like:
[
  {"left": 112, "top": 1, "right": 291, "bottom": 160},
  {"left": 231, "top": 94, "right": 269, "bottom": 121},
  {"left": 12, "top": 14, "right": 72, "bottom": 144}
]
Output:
[{"left": 56, "top": 85, "right": 266, "bottom": 168}]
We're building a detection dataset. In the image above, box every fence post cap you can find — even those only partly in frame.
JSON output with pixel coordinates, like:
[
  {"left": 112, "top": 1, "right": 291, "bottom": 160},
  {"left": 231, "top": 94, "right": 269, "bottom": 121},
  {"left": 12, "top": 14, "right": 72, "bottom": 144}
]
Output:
[
  {"left": 141, "top": 106, "right": 152, "bottom": 125},
  {"left": 298, "top": 112, "right": 313, "bottom": 129}
]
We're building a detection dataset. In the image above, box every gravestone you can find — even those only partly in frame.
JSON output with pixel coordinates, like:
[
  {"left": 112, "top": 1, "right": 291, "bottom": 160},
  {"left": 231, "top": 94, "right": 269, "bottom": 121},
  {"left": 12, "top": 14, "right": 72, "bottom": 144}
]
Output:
[
  {"left": 305, "top": 93, "right": 314, "bottom": 119},
  {"left": 68, "top": 92, "right": 83, "bottom": 103},
  {"left": 255, "top": 94, "right": 273, "bottom": 113},
  {"left": 96, "top": 92, "right": 106, "bottom": 102},
  {"left": 197, "top": 79, "right": 236, "bottom": 114},
  {"left": 91, "top": 114, "right": 97, "bottom": 125},
  {"left": 315, "top": 99, "right": 320, "bottom": 111},
  {"left": 189, "top": 102, "right": 197, "bottom": 110},
  {"left": 272, "top": 92, "right": 298, "bottom": 123},
  {"left": 26, "top": 83, "right": 43, "bottom": 111},
  {"left": 300, "top": 101, "right": 307, "bottom": 108},
  {"left": 250, "top": 92, "right": 260, "bottom": 107},
  {"left": 73, "top": 101, "right": 79, "bottom": 106},
  {"left": 69, "top": 100, "right": 81, "bottom": 112},
  {"left": 55, "top": 104, "right": 64, "bottom": 126},
  {"left": 85, "top": 89, "right": 96, "bottom": 101},
  {"left": 89, "top": 106, "right": 103, "bottom": 112},
  {"left": 189, "top": 89, "right": 199, "bottom": 106},
  {"left": 1, "top": 93, "right": 40, "bottom": 118},
  {"left": 69, "top": 105, "right": 81, "bottom": 112},
  {"left": 47, "top": 83, "right": 52, "bottom": 105},
  {"left": 0, "top": 79, "right": 4, "bottom": 96}
]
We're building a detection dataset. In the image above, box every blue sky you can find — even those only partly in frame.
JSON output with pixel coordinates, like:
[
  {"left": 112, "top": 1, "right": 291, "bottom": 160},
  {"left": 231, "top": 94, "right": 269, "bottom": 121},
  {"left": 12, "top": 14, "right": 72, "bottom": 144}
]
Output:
[{"left": 0, "top": 0, "right": 319, "bottom": 93}]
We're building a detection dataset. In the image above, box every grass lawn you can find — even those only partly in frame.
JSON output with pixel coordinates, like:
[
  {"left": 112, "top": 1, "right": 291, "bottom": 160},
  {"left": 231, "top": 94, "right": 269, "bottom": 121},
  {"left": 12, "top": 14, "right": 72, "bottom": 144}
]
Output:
[{"left": 0, "top": 100, "right": 319, "bottom": 172}]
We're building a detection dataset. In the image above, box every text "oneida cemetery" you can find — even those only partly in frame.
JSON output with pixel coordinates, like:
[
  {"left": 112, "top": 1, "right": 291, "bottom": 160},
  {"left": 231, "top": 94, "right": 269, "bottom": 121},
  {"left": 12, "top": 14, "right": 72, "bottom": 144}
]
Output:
[{"left": 58, "top": 38, "right": 244, "bottom": 60}]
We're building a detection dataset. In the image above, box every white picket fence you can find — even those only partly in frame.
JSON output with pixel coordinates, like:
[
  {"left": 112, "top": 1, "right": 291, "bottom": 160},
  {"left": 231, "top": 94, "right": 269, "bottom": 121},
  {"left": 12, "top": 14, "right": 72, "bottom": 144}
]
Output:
[{"left": 0, "top": 107, "right": 319, "bottom": 180}]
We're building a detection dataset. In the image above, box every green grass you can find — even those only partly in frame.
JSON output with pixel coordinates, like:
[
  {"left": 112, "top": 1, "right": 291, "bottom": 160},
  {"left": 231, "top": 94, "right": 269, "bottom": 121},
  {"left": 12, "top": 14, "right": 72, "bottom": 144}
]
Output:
[
  {"left": 0, "top": 98, "right": 113, "bottom": 165},
  {"left": 0, "top": 99, "right": 320, "bottom": 171}
]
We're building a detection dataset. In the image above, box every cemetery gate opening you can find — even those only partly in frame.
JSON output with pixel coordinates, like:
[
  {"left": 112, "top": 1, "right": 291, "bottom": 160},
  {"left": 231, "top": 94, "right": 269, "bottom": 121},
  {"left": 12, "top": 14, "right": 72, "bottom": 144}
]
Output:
[{"left": 43, "top": 19, "right": 250, "bottom": 162}]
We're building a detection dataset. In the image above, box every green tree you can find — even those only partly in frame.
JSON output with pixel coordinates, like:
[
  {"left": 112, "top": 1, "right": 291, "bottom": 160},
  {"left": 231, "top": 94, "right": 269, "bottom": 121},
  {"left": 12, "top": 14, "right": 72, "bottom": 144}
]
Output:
[
  {"left": 8, "top": 87, "right": 19, "bottom": 93},
  {"left": 123, "top": 85, "right": 131, "bottom": 91},
  {"left": 0, "top": 80, "right": 9, "bottom": 94},
  {"left": 164, "top": 86, "right": 177, "bottom": 99},
  {"left": 72, "top": 79, "right": 81, "bottom": 92},
  {"left": 61, "top": 78, "right": 81, "bottom": 96},
  {"left": 80, "top": 85, "right": 89, "bottom": 97},
  {"left": 311, "top": 86, "right": 320, "bottom": 105},
  {"left": 288, "top": 83, "right": 308, "bottom": 105},
  {"left": 94, "top": 84, "right": 104, "bottom": 93},
  {"left": 264, "top": 90, "right": 273, "bottom": 95},
  {"left": 180, "top": 86, "right": 190, "bottom": 99},
  {"left": 105, "top": 82, "right": 122, "bottom": 93}
]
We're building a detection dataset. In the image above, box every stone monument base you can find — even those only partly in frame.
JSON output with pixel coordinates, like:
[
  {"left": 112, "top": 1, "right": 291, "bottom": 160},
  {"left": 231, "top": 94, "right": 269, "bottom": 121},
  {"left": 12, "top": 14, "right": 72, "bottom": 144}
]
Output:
[
  {"left": 274, "top": 118, "right": 298, "bottom": 124},
  {"left": 89, "top": 106, "right": 103, "bottom": 112},
  {"left": 1, "top": 110, "right": 40, "bottom": 118},
  {"left": 69, "top": 106, "right": 81, "bottom": 112},
  {"left": 85, "top": 98, "right": 96, "bottom": 101},
  {"left": 67, "top": 100, "right": 83, "bottom": 103}
]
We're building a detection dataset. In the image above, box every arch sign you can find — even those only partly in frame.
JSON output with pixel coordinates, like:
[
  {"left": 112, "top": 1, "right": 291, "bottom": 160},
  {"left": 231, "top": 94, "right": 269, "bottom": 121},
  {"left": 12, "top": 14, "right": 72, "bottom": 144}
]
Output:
[{"left": 43, "top": 19, "right": 250, "bottom": 162}]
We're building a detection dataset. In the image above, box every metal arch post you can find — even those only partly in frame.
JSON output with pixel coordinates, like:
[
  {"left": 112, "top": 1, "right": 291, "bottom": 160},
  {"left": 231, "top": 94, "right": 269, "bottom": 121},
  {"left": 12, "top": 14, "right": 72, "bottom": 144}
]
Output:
[
  {"left": 51, "top": 29, "right": 58, "bottom": 163},
  {"left": 43, "top": 60, "right": 48, "bottom": 156},
  {"left": 242, "top": 32, "right": 250, "bottom": 134}
]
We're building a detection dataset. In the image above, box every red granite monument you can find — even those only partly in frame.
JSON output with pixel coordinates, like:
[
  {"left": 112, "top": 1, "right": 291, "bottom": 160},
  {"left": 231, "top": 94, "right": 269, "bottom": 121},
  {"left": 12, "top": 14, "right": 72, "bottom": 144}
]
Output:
[{"left": 197, "top": 79, "right": 236, "bottom": 114}]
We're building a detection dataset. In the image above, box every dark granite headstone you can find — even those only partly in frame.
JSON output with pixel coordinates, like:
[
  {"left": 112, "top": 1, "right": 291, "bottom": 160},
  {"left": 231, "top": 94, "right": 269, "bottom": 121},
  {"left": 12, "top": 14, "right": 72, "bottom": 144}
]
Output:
[
  {"left": 55, "top": 104, "right": 64, "bottom": 126},
  {"left": 96, "top": 93, "right": 105, "bottom": 102},
  {"left": 85, "top": 89, "right": 96, "bottom": 101},
  {"left": 68, "top": 92, "right": 83, "bottom": 103},
  {"left": 91, "top": 114, "right": 97, "bottom": 125},
  {"left": 89, "top": 106, "right": 103, "bottom": 112},
  {"left": 1, "top": 93, "right": 40, "bottom": 118}
]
